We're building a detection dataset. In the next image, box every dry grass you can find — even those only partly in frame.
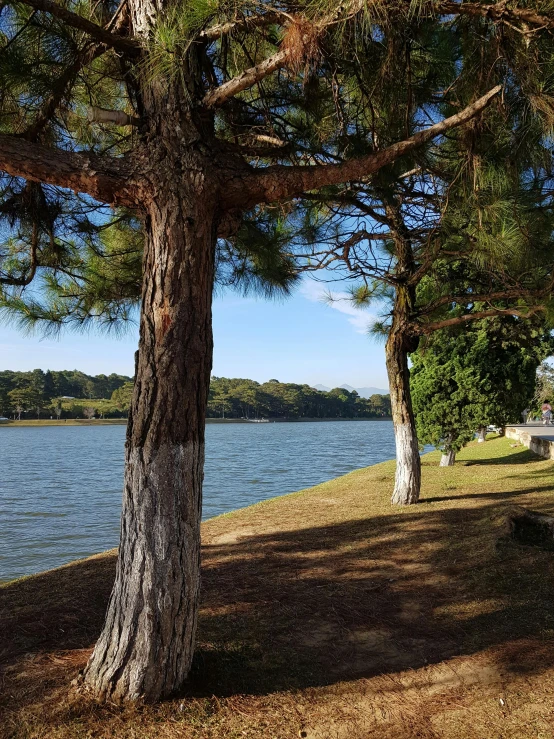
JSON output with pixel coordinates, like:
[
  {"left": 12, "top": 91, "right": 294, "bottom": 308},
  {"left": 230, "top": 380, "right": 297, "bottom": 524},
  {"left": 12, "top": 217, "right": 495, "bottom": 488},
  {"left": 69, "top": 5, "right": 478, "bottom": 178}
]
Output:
[{"left": 2, "top": 437, "right": 554, "bottom": 738}]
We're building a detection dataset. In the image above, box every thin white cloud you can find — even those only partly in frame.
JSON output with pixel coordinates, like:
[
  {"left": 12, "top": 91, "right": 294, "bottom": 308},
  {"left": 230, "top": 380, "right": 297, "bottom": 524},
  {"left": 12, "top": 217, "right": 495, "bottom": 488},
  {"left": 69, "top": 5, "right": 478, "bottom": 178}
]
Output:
[{"left": 299, "top": 280, "right": 375, "bottom": 334}]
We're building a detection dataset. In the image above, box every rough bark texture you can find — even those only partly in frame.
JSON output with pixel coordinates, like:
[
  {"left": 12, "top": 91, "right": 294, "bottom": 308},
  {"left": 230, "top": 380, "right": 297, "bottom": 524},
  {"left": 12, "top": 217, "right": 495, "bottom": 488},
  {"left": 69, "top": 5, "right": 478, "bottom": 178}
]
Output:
[
  {"left": 386, "top": 324, "right": 421, "bottom": 505},
  {"left": 81, "top": 11, "right": 219, "bottom": 694},
  {"left": 0, "top": 134, "right": 135, "bottom": 206},
  {"left": 0, "top": 0, "right": 509, "bottom": 704},
  {"left": 82, "top": 164, "right": 217, "bottom": 700}
]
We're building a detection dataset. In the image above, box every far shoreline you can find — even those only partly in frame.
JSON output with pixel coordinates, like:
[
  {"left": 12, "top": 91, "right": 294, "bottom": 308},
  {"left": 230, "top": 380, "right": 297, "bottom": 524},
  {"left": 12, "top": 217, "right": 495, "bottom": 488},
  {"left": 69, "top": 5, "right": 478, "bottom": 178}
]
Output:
[{"left": 0, "top": 417, "right": 392, "bottom": 427}]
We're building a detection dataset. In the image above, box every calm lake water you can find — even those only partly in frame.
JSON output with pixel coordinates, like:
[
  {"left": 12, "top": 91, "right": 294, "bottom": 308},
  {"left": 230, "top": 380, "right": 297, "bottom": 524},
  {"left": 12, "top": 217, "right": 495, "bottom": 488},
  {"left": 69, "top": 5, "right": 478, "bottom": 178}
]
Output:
[{"left": 0, "top": 420, "right": 398, "bottom": 582}]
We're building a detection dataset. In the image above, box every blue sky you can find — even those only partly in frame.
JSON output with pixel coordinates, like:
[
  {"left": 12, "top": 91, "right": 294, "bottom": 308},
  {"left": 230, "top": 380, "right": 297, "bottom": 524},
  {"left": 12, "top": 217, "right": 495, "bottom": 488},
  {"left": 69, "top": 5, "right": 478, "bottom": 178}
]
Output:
[{"left": 0, "top": 277, "right": 390, "bottom": 389}]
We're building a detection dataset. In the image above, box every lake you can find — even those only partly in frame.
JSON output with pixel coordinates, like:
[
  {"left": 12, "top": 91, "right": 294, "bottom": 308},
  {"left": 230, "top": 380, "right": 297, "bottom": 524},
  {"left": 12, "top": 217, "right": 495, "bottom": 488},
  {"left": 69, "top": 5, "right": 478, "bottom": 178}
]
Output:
[{"left": 0, "top": 420, "right": 398, "bottom": 582}]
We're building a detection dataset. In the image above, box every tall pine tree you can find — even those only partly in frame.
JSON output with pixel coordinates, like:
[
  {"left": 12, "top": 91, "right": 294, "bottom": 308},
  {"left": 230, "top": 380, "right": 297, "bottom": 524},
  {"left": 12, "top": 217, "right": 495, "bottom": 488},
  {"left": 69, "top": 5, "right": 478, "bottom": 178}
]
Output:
[{"left": 2, "top": 0, "right": 554, "bottom": 701}]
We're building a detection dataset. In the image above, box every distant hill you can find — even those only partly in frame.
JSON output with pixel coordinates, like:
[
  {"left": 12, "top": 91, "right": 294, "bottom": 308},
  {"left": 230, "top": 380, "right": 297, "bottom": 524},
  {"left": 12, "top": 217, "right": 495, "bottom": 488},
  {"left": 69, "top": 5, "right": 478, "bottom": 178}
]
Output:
[{"left": 312, "top": 384, "right": 389, "bottom": 398}]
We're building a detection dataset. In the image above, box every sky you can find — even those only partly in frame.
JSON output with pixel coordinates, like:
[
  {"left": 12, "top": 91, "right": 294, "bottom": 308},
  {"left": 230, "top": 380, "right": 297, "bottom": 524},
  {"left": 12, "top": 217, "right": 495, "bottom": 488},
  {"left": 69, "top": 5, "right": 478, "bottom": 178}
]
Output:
[{"left": 0, "top": 277, "right": 390, "bottom": 390}]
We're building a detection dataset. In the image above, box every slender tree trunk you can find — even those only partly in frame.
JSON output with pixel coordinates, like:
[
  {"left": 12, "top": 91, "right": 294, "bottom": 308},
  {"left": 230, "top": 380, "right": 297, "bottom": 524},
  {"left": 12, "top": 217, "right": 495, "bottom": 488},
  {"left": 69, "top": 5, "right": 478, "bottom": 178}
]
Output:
[
  {"left": 82, "top": 168, "right": 218, "bottom": 701},
  {"left": 439, "top": 434, "right": 456, "bottom": 466},
  {"left": 386, "top": 326, "right": 421, "bottom": 505},
  {"left": 440, "top": 450, "right": 456, "bottom": 466}
]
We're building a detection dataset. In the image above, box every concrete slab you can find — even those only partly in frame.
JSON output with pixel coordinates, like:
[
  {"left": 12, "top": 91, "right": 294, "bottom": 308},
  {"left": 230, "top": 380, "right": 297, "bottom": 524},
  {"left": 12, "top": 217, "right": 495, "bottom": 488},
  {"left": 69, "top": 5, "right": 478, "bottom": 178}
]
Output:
[
  {"left": 506, "top": 425, "right": 554, "bottom": 443},
  {"left": 506, "top": 425, "right": 554, "bottom": 459}
]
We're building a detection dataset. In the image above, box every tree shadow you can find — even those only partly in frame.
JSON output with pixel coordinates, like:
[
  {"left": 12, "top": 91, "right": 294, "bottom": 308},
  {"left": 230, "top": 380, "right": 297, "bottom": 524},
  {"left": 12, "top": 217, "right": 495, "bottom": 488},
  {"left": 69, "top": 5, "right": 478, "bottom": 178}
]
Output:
[
  {"left": 462, "top": 448, "right": 543, "bottom": 465},
  {"left": 187, "top": 502, "right": 554, "bottom": 697},
  {"left": 423, "top": 482, "right": 554, "bottom": 504},
  {"left": 1, "top": 493, "right": 554, "bottom": 710}
]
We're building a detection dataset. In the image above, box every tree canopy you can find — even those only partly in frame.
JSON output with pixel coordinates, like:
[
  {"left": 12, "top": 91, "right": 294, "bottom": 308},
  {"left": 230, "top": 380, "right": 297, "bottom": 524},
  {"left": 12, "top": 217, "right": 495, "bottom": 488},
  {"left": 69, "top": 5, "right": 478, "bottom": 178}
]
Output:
[{"left": 411, "top": 317, "right": 554, "bottom": 462}]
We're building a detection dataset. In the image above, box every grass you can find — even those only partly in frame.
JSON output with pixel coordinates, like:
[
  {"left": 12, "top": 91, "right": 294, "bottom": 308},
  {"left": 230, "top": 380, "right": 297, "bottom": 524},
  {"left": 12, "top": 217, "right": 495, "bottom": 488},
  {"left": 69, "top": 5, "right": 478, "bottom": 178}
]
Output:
[
  {"left": 1, "top": 437, "right": 554, "bottom": 738},
  {"left": 0, "top": 419, "right": 127, "bottom": 427}
]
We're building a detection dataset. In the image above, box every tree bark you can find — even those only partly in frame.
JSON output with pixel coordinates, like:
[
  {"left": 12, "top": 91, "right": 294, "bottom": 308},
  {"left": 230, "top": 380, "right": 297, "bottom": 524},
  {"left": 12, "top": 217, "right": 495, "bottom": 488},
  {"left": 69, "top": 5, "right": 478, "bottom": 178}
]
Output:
[
  {"left": 82, "top": 152, "right": 218, "bottom": 701},
  {"left": 386, "top": 325, "right": 421, "bottom": 505},
  {"left": 440, "top": 449, "right": 456, "bottom": 466},
  {"left": 477, "top": 426, "right": 487, "bottom": 442}
]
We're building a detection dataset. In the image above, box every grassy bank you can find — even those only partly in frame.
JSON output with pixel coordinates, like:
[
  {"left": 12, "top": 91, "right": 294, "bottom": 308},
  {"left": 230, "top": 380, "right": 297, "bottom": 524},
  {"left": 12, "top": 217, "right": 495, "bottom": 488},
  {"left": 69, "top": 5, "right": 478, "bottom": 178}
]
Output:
[
  {"left": 1, "top": 437, "right": 554, "bottom": 738},
  {"left": 0, "top": 417, "right": 390, "bottom": 427},
  {"left": 0, "top": 419, "right": 127, "bottom": 427}
]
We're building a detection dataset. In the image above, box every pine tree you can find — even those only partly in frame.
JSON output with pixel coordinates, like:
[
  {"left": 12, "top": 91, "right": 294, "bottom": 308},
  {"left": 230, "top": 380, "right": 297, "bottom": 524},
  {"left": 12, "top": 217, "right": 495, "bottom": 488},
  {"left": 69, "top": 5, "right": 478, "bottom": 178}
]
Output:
[
  {"left": 2, "top": 0, "right": 554, "bottom": 702},
  {"left": 292, "top": 117, "right": 554, "bottom": 502}
]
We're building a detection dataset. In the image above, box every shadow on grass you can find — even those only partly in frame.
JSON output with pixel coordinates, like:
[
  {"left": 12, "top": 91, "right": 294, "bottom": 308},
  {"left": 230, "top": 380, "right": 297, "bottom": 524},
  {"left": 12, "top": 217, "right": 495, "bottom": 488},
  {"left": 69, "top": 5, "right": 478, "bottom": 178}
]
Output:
[
  {"left": 461, "top": 448, "right": 543, "bottom": 465},
  {"left": 2, "top": 485, "right": 554, "bottom": 710},
  {"left": 422, "top": 482, "right": 554, "bottom": 504}
]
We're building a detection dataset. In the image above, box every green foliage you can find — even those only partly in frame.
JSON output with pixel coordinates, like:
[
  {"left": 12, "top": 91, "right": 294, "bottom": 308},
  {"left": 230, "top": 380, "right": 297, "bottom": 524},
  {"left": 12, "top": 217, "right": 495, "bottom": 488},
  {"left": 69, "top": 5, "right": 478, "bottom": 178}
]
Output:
[
  {"left": 111, "top": 382, "right": 134, "bottom": 411},
  {"left": 533, "top": 361, "right": 554, "bottom": 409},
  {"left": 0, "top": 368, "right": 131, "bottom": 417},
  {"left": 0, "top": 369, "right": 391, "bottom": 419},
  {"left": 3, "top": 0, "right": 554, "bottom": 332},
  {"left": 411, "top": 318, "right": 554, "bottom": 455},
  {"left": 207, "top": 377, "right": 391, "bottom": 418}
]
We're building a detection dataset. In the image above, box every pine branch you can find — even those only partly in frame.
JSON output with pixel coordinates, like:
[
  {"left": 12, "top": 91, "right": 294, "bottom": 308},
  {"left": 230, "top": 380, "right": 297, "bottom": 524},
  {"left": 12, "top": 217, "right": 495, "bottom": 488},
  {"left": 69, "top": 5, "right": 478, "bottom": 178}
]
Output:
[
  {"left": 0, "top": 223, "right": 38, "bottom": 286},
  {"left": 439, "top": 1, "right": 554, "bottom": 32},
  {"left": 203, "top": 48, "right": 289, "bottom": 108},
  {"left": 420, "top": 285, "right": 553, "bottom": 316},
  {"left": 420, "top": 306, "right": 545, "bottom": 333},
  {"left": 16, "top": 0, "right": 140, "bottom": 55},
  {"left": 0, "top": 135, "right": 136, "bottom": 206},
  {"left": 87, "top": 107, "right": 140, "bottom": 126},
  {"left": 222, "top": 85, "right": 502, "bottom": 209},
  {"left": 198, "top": 12, "right": 288, "bottom": 42},
  {"left": 23, "top": 43, "right": 107, "bottom": 140}
]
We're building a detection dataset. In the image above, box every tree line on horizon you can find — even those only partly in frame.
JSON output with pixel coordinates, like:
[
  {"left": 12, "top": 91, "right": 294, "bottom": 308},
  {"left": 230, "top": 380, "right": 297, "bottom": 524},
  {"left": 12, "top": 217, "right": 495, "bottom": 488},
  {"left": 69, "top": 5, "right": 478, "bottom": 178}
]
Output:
[
  {"left": 0, "top": 369, "right": 132, "bottom": 419},
  {"left": 208, "top": 377, "right": 391, "bottom": 419},
  {"left": 0, "top": 369, "right": 391, "bottom": 420}
]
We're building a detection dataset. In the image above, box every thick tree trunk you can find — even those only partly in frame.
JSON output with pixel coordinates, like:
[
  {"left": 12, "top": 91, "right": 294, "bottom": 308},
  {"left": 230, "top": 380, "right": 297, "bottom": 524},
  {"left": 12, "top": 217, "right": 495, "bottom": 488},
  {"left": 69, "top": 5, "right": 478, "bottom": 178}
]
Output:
[
  {"left": 477, "top": 426, "right": 487, "bottom": 442},
  {"left": 386, "top": 328, "right": 421, "bottom": 505},
  {"left": 82, "top": 173, "right": 218, "bottom": 701}
]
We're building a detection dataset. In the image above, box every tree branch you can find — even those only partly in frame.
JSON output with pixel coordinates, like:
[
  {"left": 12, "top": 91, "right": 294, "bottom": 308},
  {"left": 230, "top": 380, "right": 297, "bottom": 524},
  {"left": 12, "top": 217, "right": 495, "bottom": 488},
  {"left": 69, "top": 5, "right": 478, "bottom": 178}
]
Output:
[
  {"left": 87, "top": 106, "right": 140, "bottom": 126},
  {"left": 198, "top": 11, "right": 287, "bottom": 42},
  {"left": 0, "top": 222, "right": 38, "bottom": 286},
  {"left": 439, "top": 1, "right": 554, "bottom": 31},
  {"left": 23, "top": 43, "right": 107, "bottom": 140},
  {"left": 16, "top": 0, "right": 140, "bottom": 55},
  {"left": 203, "top": 48, "right": 289, "bottom": 108},
  {"left": 419, "top": 285, "right": 553, "bottom": 316},
  {"left": 0, "top": 135, "right": 136, "bottom": 206},
  {"left": 420, "top": 306, "right": 545, "bottom": 333},
  {"left": 221, "top": 85, "right": 502, "bottom": 209}
]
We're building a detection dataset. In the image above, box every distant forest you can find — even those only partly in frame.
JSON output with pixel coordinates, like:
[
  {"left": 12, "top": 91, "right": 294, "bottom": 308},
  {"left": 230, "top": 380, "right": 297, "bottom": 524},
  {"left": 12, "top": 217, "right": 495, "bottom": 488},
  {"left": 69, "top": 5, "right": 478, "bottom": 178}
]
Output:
[
  {"left": 208, "top": 377, "right": 391, "bottom": 419},
  {"left": 0, "top": 369, "right": 132, "bottom": 419},
  {"left": 0, "top": 370, "right": 391, "bottom": 420}
]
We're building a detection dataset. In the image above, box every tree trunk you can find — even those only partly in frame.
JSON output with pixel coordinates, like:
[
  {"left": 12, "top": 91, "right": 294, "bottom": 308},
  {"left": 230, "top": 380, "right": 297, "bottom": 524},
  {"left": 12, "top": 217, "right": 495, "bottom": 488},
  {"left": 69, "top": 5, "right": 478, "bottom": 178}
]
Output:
[
  {"left": 439, "top": 434, "right": 456, "bottom": 466},
  {"left": 477, "top": 426, "right": 487, "bottom": 442},
  {"left": 440, "top": 449, "right": 456, "bottom": 466},
  {"left": 386, "top": 327, "right": 421, "bottom": 505},
  {"left": 82, "top": 170, "right": 218, "bottom": 701}
]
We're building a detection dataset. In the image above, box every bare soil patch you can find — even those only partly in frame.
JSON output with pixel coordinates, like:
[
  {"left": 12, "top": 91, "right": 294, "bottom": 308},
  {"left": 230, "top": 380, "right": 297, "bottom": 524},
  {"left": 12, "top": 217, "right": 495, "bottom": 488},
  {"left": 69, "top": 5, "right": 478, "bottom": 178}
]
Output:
[{"left": 1, "top": 437, "right": 554, "bottom": 738}]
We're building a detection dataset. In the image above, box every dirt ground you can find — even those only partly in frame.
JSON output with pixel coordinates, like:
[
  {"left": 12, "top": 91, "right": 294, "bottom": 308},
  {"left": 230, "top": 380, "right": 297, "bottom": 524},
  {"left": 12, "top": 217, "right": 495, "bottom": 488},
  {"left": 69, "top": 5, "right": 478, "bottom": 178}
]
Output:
[{"left": 1, "top": 436, "right": 554, "bottom": 738}]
